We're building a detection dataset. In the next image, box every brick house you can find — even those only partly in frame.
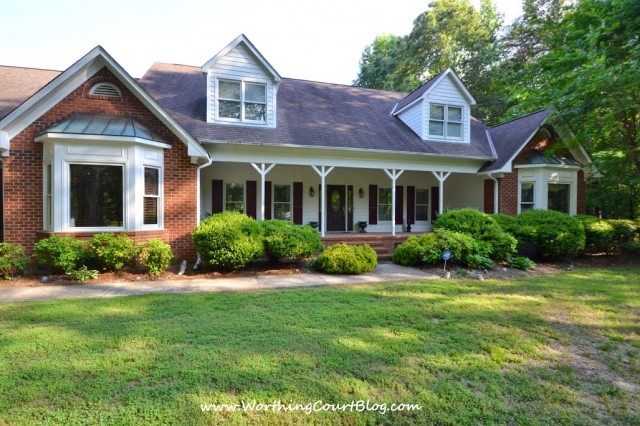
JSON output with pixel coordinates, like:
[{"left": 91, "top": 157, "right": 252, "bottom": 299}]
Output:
[{"left": 0, "top": 35, "right": 594, "bottom": 260}]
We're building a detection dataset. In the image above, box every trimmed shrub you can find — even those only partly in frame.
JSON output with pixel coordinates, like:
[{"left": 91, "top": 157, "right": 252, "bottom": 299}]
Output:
[
  {"left": 423, "top": 230, "right": 488, "bottom": 266},
  {"left": 392, "top": 234, "right": 437, "bottom": 266},
  {"left": 315, "top": 243, "right": 377, "bottom": 274},
  {"left": 138, "top": 239, "right": 174, "bottom": 277},
  {"left": 434, "top": 208, "right": 517, "bottom": 260},
  {"left": 509, "top": 256, "right": 536, "bottom": 271},
  {"left": 262, "top": 220, "right": 322, "bottom": 262},
  {"left": 88, "top": 233, "right": 137, "bottom": 271},
  {"left": 34, "top": 235, "right": 87, "bottom": 274},
  {"left": 0, "top": 243, "right": 27, "bottom": 280},
  {"left": 492, "top": 213, "right": 517, "bottom": 233},
  {"left": 511, "top": 210, "right": 585, "bottom": 259},
  {"left": 192, "top": 211, "right": 264, "bottom": 270}
]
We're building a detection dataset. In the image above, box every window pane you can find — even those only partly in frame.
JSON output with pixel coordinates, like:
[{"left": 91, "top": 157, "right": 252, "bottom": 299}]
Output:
[
  {"left": 144, "top": 198, "right": 158, "bottom": 225},
  {"left": 429, "top": 121, "right": 444, "bottom": 136},
  {"left": 448, "top": 107, "right": 462, "bottom": 122},
  {"left": 245, "top": 83, "right": 266, "bottom": 103},
  {"left": 416, "top": 189, "right": 429, "bottom": 204},
  {"left": 430, "top": 104, "right": 444, "bottom": 120},
  {"left": 274, "top": 185, "right": 290, "bottom": 203},
  {"left": 447, "top": 123, "right": 461, "bottom": 138},
  {"left": 219, "top": 100, "right": 241, "bottom": 118},
  {"left": 226, "top": 183, "right": 244, "bottom": 212},
  {"left": 245, "top": 103, "right": 266, "bottom": 121},
  {"left": 416, "top": 188, "right": 429, "bottom": 221},
  {"left": 548, "top": 184, "right": 570, "bottom": 214},
  {"left": 70, "top": 164, "right": 123, "bottom": 227},
  {"left": 219, "top": 80, "right": 240, "bottom": 100},
  {"left": 521, "top": 183, "right": 534, "bottom": 203},
  {"left": 416, "top": 205, "right": 429, "bottom": 221},
  {"left": 274, "top": 204, "right": 291, "bottom": 220},
  {"left": 144, "top": 167, "right": 159, "bottom": 196},
  {"left": 378, "top": 188, "right": 392, "bottom": 221}
]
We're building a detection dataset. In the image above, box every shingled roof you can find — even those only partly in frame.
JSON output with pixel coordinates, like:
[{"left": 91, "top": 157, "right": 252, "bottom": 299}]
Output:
[
  {"left": 0, "top": 65, "right": 61, "bottom": 120},
  {"left": 481, "top": 108, "right": 553, "bottom": 173},
  {"left": 139, "top": 63, "right": 494, "bottom": 159}
]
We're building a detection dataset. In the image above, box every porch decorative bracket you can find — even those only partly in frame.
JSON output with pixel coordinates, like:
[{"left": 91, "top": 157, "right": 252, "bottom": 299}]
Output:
[
  {"left": 311, "top": 165, "right": 335, "bottom": 237},
  {"left": 250, "top": 163, "right": 276, "bottom": 221},
  {"left": 383, "top": 169, "right": 404, "bottom": 236},
  {"left": 431, "top": 171, "right": 452, "bottom": 216}
]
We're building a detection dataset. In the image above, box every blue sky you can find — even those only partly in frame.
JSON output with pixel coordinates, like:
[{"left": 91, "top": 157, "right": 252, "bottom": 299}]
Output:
[{"left": 2, "top": 0, "right": 522, "bottom": 84}]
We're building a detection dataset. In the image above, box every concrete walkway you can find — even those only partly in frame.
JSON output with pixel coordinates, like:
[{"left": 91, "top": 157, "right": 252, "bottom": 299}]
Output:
[{"left": 0, "top": 262, "right": 438, "bottom": 303}]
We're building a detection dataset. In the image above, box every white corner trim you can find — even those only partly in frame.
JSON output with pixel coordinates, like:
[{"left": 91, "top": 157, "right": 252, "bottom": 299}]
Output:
[{"left": 0, "top": 130, "right": 9, "bottom": 155}]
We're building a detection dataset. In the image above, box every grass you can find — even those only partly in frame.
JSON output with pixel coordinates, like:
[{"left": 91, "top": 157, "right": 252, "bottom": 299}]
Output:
[{"left": 0, "top": 268, "right": 638, "bottom": 425}]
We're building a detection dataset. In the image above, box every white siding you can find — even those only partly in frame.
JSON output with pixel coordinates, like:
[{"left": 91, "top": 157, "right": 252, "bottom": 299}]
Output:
[
  {"left": 397, "top": 100, "right": 423, "bottom": 138},
  {"left": 201, "top": 163, "right": 486, "bottom": 234},
  {"left": 205, "top": 44, "right": 277, "bottom": 128},
  {"left": 423, "top": 74, "right": 471, "bottom": 143}
]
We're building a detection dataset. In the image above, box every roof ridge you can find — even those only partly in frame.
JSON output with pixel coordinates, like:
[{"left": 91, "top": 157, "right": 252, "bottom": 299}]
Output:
[
  {"left": 491, "top": 108, "right": 552, "bottom": 128},
  {"left": 0, "top": 64, "right": 62, "bottom": 73}
]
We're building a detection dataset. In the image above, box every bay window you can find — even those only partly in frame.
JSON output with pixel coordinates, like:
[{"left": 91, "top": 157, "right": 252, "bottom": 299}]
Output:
[
  {"left": 70, "top": 164, "right": 124, "bottom": 227},
  {"left": 520, "top": 182, "right": 535, "bottom": 212}
]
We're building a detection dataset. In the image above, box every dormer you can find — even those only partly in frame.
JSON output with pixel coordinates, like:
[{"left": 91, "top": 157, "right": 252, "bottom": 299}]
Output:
[
  {"left": 202, "top": 34, "right": 281, "bottom": 128},
  {"left": 392, "top": 68, "right": 475, "bottom": 143}
]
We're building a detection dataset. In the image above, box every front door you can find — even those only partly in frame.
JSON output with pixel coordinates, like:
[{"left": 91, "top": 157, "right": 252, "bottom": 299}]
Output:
[{"left": 326, "top": 185, "right": 346, "bottom": 232}]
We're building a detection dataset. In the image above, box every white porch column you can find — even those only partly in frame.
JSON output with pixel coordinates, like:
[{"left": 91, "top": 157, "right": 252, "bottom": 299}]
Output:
[
  {"left": 431, "top": 171, "right": 452, "bottom": 216},
  {"left": 383, "top": 169, "right": 404, "bottom": 236},
  {"left": 311, "top": 165, "right": 335, "bottom": 237},
  {"left": 250, "top": 163, "right": 276, "bottom": 221}
]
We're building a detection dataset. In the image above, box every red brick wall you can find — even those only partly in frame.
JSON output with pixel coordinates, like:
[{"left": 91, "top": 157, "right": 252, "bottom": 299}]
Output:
[
  {"left": 577, "top": 169, "right": 586, "bottom": 215},
  {"left": 3, "top": 67, "right": 198, "bottom": 261},
  {"left": 483, "top": 179, "right": 494, "bottom": 214},
  {"left": 497, "top": 171, "right": 519, "bottom": 216}
]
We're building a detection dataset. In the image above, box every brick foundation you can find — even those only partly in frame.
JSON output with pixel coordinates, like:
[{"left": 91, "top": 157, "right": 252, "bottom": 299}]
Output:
[{"left": 3, "top": 67, "right": 198, "bottom": 261}]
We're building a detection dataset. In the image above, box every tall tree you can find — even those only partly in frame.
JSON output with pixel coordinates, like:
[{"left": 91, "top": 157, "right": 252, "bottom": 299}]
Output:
[{"left": 353, "top": 34, "right": 402, "bottom": 90}]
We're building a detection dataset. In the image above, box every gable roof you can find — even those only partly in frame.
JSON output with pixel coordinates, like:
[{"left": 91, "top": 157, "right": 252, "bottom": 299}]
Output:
[
  {"left": 0, "top": 66, "right": 61, "bottom": 120},
  {"left": 140, "top": 63, "right": 495, "bottom": 160},
  {"left": 393, "top": 68, "right": 476, "bottom": 115},
  {"left": 0, "top": 47, "right": 208, "bottom": 159},
  {"left": 201, "top": 34, "right": 281, "bottom": 83},
  {"left": 480, "top": 108, "right": 553, "bottom": 173}
]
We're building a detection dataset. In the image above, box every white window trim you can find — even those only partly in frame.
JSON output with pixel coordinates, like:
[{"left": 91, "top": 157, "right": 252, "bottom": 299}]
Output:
[
  {"left": 517, "top": 168, "right": 578, "bottom": 215},
  {"left": 216, "top": 78, "right": 267, "bottom": 124},
  {"left": 273, "top": 183, "right": 292, "bottom": 221},
  {"left": 415, "top": 188, "right": 430, "bottom": 222},
  {"left": 41, "top": 138, "right": 164, "bottom": 232},
  {"left": 428, "top": 103, "right": 464, "bottom": 141},
  {"left": 518, "top": 181, "right": 536, "bottom": 213}
]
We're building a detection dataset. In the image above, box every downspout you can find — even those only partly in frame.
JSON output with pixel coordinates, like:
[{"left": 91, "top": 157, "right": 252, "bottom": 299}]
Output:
[
  {"left": 193, "top": 153, "right": 213, "bottom": 269},
  {"left": 488, "top": 172, "right": 499, "bottom": 214}
]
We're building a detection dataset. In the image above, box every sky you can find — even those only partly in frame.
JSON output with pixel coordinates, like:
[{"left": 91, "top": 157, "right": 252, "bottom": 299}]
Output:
[{"left": 1, "top": 0, "right": 523, "bottom": 85}]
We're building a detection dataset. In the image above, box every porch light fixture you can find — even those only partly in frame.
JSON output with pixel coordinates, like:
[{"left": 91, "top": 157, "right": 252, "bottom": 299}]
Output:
[
  {"left": 309, "top": 186, "right": 315, "bottom": 197},
  {"left": 358, "top": 187, "right": 364, "bottom": 198}
]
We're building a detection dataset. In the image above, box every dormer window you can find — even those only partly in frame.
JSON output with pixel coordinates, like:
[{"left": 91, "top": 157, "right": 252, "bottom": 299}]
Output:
[
  {"left": 217, "top": 79, "right": 266, "bottom": 123},
  {"left": 429, "top": 104, "right": 463, "bottom": 140}
]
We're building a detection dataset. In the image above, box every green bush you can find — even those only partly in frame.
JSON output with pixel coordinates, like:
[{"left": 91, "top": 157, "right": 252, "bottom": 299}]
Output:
[
  {"left": 66, "top": 266, "right": 99, "bottom": 283},
  {"left": 391, "top": 234, "right": 436, "bottom": 266},
  {"left": 511, "top": 210, "right": 585, "bottom": 259},
  {"left": 424, "top": 230, "right": 488, "bottom": 267},
  {"left": 88, "top": 233, "right": 137, "bottom": 271},
  {"left": 492, "top": 213, "right": 517, "bottom": 232},
  {"left": 0, "top": 243, "right": 27, "bottom": 280},
  {"left": 509, "top": 256, "right": 536, "bottom": 270},
  {"left": 262, "top": 220, "right": 322, "bottom": 262},
  {"left": 621, "top": 240, "right": 640, "bottom": 256},
  {"left": 466, "top": 254, "right": 494, "bottom": 270},
  {"left": 192, "top": 211, "right": 264, "bottom": 270},
  {"left": 434, "top": 208, "right": 517, "bottom": 260},
  {"left": 315, "top": 243, "right": 377, "bottom": 274},
  {"left": 138, "top": 240, "right": 174, "bottom": 277},
  {"left": 34, "top": 235, "right": 87, "bottom": 274}
]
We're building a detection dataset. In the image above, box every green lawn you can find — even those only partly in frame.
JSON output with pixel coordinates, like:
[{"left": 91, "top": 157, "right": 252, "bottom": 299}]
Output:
[{"left": 0, "top": 268, "right": 638, "bottom": 425}]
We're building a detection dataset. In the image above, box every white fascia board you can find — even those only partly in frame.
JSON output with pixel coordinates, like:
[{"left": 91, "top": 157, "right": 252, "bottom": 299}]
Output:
[
  {"left": 0, "top": 46, "right": 208, "bottom": 161},
  {"left": 514, "top": 164, "right": 582, "bottom": 170},
  {"left": 204, "top": 142, "right": 487, "bottom": 173},
  {"left": 201, "top": 34, "right": 281, "bottom": 83},
  {"left": 35, "top": 133, "right": 172, "bottom": 150}
]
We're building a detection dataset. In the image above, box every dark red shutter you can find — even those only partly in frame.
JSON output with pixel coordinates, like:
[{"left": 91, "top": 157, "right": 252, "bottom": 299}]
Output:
[
  {"left": 407, "top": 186, "right": 415, "bottom": 225},
  {"left": 264, "top": 181, "right": 272, "bottom": 220},
  {"left": 293, "top": 182, "right": 303, "bottom": 224},
  {"left": 212, "top": 180, "right": 223, "bottom": 214},
  {"left": 246, "top": 181, "right": 257, "bottom": 218},
  {"left": 369, "top": 185, "right": 378, "bottom": 225},
  {"left": 395, "top": 185, "right": 403, "bottom": 225},
  {"left": 431, "top": 186, "right": 439, "bottom": 222}
]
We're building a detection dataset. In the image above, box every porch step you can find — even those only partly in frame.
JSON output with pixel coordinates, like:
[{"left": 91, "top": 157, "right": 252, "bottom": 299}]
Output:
[{"left": 322, "top": 233, "right": 411, "bottom": 259}]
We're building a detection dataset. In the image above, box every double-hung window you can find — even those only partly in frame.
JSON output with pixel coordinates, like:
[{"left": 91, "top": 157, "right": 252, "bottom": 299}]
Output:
[
  {"left": 378, "top": 188, "right": 392, "bottom": 221},
  {"left": 520, "top": 182, "right": 535, "bottom": 212},
  {"left": 415, "top": 189, "right": 429, "bottom": 221},
  {"left": 225, "top": 183, "right": 244, "bottom": 212},
  {"left": 429, "top": 104, "right": 463, "bottom": 139},
  {"left": 218, "top": 79, "right": 266, "bottom": 122},
  {"left": 143, "top": 167, "right": 160, "bottom": 225},
  {"left": 273, "top": 184, "right": 291, "bottom": 220}
]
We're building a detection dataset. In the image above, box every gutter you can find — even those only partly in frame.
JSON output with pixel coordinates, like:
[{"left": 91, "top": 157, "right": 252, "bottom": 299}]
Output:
[
  {"left": 194, "top": 153, "right": 213, "bottom": 269},
  {"left": 487, "top": 172, "right": 499, "bottom": 214}
]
